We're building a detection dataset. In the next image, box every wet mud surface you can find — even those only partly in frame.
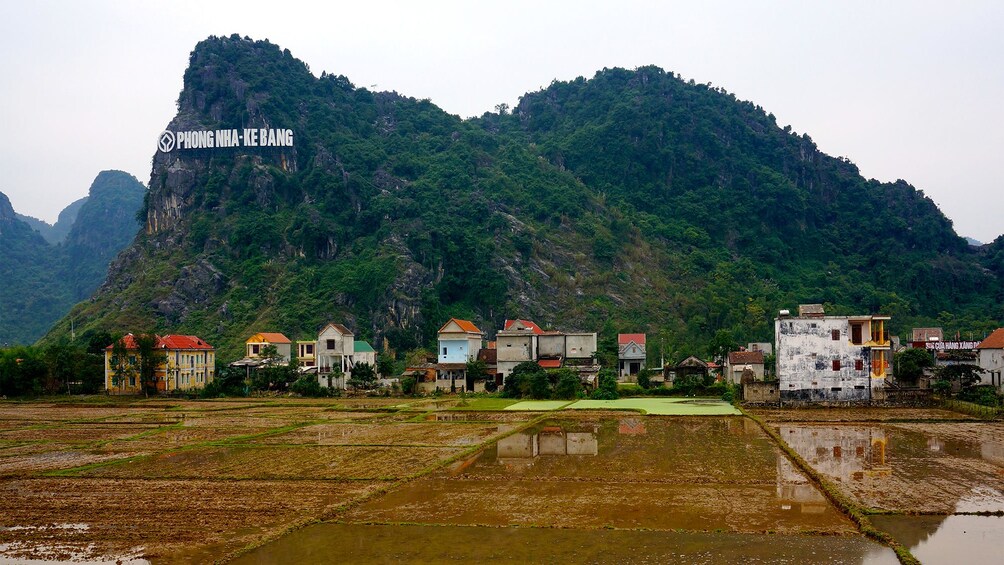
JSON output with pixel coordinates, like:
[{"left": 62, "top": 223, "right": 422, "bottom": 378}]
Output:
[
  {"left": 345, "top": 417, "right": 855, "bottom": 534},
  {"left": 233, "top": 523, "right": 899, "bottom": 564},
  {"left": 776, "top": 422, "right": 1004, "bottom": 513},
  {"left": 3, "top": 399, "right": 1001, "bottom": 562}
]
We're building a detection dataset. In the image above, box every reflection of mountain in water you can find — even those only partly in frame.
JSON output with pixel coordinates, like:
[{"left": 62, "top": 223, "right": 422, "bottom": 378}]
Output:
[
  {"left": 780, "top": 425, "right": 891, "bottom": 481},
  {"left": 497, "top": 424, "right": 599, "bottom": 464}
]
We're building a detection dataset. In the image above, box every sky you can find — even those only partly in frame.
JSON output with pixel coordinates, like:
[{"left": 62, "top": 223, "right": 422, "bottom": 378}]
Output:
[{"left": 1, "top": 1, "right": 1001, "bottom": 242}]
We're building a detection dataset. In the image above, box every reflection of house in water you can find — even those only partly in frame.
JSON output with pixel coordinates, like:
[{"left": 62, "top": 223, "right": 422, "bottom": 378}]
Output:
[
  {"left": 496, "top": 425, "right": 598, "bottom": 465},
  {"left": 981, "top": 439, "right": 1004, "bottom": 467},
  {"left": 776, "top": 456, "right": 829, "bottom": 513},
  {"left": 780, "top": 425, "right": 891, "bottom": 481},
  {"left": 618, "top": 418, "right": 647, "bottom": 435}
]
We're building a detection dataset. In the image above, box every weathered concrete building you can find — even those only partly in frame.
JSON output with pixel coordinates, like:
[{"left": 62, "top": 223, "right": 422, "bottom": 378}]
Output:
[
  {"left": 496, "top": 319, "right": 542, "bottom": 379},
  {"left": 775, "top": 304, "right": 890, "bottom": 402}
]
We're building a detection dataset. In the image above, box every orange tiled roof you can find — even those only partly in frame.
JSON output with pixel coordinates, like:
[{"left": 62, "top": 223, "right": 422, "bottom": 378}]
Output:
[
  {"left": 159, "top": 335, "right": 214, "bottom": 350},
  {"left": 618, "top": 333, "right": 646, "bottom": 345},
  {"left": 438, "top": 318, "right": 482, "bottom": 334},
  {"left": 249, "top": 332, "right": 291, "bottom": 344},
  {"left": 106, "top": 334, "right": 213, "bottom": 351},
  {"left": 504, "top": 319, "right": 543, "bottom": 334},
  {"left": 977, "top": 328, "right": 1004, "bottom": 349},
  {"left": 728, "top": 351, "right": 764, "bottom": 365}
]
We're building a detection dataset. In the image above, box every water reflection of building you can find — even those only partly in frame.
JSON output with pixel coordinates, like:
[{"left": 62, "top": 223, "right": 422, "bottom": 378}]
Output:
[
  {"left": 618, "top": 418, "right": 647, "bottom": 435},
  {"left": 496, "top": 424, "right": 598, "bottom": 465},
  {"left": 776, "top": 455, "right": 829, "bottom": 513},
  {"left": 780, "top": 425, "right": 891, "bottom": 480}
]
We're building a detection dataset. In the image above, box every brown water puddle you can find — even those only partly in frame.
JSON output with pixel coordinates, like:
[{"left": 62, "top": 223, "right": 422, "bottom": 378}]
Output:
[
  {"left": 872, "top": 514, "right": 1004, "bottom": 565},
  {"left": 343, "top": 417, "right": 855, "bottom": 534},
  {"left": 777, "top": 423, "right": 1004, "bottom": 513},
  {"left": 232, "top": 523, "right": 898, "bottom": 564}
]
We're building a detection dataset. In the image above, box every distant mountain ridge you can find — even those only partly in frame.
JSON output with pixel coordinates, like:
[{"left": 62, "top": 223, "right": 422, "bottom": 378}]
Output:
[
  {"left": 15, "top": 197, "right": 88, "bottom": 245},
  {"left": 42, "top": 35, "right": 1004, "bottom": 359},
  {"left": 0, "top": 171, "right": 146, "bottom": 345}
]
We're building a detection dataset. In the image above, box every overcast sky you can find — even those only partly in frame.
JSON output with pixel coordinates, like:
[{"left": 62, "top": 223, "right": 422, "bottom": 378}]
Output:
[{"left": 1, "top": 1, "right": 1001, "bottom": 242}]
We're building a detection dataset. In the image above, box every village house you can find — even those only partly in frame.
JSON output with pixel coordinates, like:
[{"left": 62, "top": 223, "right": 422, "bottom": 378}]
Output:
[
  {"left": 296, "top": 340, "right": 316, "bottom": 368},
  {"left": 243, "top": 333, "right": 292, "bottom": 363},
  {"left": 437, "top": 318, "right": 485, "bottom": 391},
  {"left": 316, "top": 323, "right": 354, "bottom": 375},
  {"left": 664, "top": 356, "right": 710, "bottom": 385},
  {"left": 725, "top": 350, "right": 765, "bottom": 384},
  {"left": 496, "top": 319, "right": 542, "bottom": 379},
  {"left": 354, "top": 340, "right": 376, "bottom": 368},
  {"left": 105, "top": 334, "right": 215, "bottom": 394},
  {"left": 775, "top": 304, "right": 890, "bottom": 402},
  {"left": 618, "top": 333, "right": 647, "bottom": 379},
  {"left": 976, "top": 328, "right": 1004, "bottom": 391}
]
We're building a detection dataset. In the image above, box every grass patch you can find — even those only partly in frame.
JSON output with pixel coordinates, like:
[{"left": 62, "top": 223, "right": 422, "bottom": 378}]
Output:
[{"left": 449, "top": 398, "right": 520, "bottom": 411}]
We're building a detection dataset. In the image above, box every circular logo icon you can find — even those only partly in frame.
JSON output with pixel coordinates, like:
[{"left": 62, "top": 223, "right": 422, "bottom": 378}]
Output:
[{"left": 158, "top": 130, "right": 176, "bottom": 152}]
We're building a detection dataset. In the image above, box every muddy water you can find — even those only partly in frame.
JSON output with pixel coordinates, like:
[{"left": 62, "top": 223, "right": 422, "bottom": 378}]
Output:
[
  {"left": 344, "top": 417, "right": 856, "bottom": 534},
  {"left": 233, "top": 523, "right": 898, "bottom": 564},
  {"left": 872, "top": 514, "right": 1004, "bottom": 565},
  {"left": 777, "top": 423, "right": 1004, "bottom": 513}
]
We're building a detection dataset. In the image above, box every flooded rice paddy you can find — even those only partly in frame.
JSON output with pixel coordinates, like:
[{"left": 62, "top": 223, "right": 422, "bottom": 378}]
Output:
[{"left": 0, "top": 399, "right": 999, "bottom": 562}]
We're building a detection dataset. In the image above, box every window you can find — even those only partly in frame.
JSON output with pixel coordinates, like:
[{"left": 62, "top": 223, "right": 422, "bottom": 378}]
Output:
[
  {"left": 442, "top": 347, "right": 447, "bottom": 356},
  {"left": 326, "top": 339, "right": 335, "bottom": 350},
  {"left": 831, "top": 329, "right": 840, "bottom": 341},
  {"left": 832, "top": 360, "right": 841, "bottom": 371},
  {"left": 850, "top": 323, "right": 863, "bottom": 345},
  {"left": 251, "top": 344, "right": 260, "bottom": 355},
  {"left": 306, "top": 344, "right": 313, "bottom": 354},
  {"left": 855, "top": 359, "right": 864, "bottom": 371}
]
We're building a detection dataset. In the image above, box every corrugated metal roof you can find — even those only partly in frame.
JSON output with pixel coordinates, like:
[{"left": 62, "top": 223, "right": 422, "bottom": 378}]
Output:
[{"left": 353, "top": 341, "right": 375, "bottom": 353}]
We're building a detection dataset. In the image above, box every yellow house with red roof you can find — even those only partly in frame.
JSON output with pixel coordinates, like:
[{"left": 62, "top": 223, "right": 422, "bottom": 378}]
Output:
[
  {"left": 104, "top": 334, "right": 215, "bottom": 394},
  {"left": 245, "top": 332, "right": 292, "bottom": 363}
]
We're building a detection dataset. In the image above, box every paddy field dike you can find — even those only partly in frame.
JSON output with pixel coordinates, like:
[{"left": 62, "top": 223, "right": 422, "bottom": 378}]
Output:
[{"left": 0, "top": 397, "right": 1001, "bottom": 564}]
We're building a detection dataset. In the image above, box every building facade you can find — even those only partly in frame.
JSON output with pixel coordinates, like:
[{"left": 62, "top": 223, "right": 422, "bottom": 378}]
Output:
[
  {"left": 976, "top": 328, "right": 1004, "bottom": 390},
  {"left": 725, "top": 350, "right": 765, "bottom": 384},
  {"left": 618, "top": 333, "right": 647, "bottom": 378},
  {"left": 316, "top": 323, "right": 354, "bottom": 375},
  {"left": 105, "top": 334, "right": 215, "bottom": 394},
  {"left": 776, "top": 305, "right": 890, "bottom": 402},
  {"left": 244, "top": 333, "right": 291, "bottom": 363}
]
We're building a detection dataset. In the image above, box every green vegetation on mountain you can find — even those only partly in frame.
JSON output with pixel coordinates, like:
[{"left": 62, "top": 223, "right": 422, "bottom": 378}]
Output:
[
  {"left": 43, "top": 35, "right": 1003, "bottom": 361},
  {"left": 15, "top": 196, "right": 87, "bottom": 245},
  {"left": 0, "top": 171, "right": 145, "bottom": 345}
]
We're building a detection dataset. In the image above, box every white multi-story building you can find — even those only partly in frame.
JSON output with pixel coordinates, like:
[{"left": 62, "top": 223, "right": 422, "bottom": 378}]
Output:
[{"left": 775, "top": 304, "right": 890, "bottom": 402}]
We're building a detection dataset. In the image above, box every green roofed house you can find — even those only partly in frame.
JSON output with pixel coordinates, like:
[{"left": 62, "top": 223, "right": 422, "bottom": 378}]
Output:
[{"left": 354, "top": 340, "right": 376, "bottom": 367}]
